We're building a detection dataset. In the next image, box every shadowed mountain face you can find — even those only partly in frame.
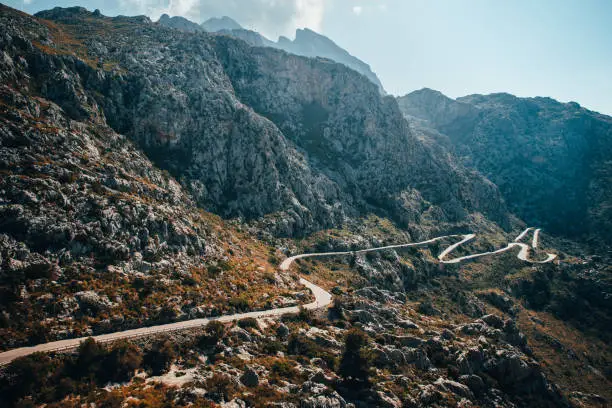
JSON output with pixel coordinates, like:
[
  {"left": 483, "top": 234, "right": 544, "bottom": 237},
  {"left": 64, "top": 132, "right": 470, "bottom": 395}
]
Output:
[
  {"left": 158, "top": 14, "right": 385, "bottom": 93},
  {"left": 1, "top": 5, "right": 509, "bottom": 238},
  {"left": 398, "top": 89, "right": 612, "bottom": 247}
]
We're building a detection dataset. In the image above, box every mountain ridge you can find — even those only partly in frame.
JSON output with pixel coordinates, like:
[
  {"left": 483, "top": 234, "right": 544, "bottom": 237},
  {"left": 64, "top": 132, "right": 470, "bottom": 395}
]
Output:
[{"left": 157, "top": 12, "right": 386, "bottom": 93}]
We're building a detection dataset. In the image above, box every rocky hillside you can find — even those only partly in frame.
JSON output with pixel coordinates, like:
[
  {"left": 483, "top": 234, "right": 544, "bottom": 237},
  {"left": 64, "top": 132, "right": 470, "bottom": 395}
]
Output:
[
  {"left": 24, "top": 6, "right": 510, "bottom": 238},
  {"left": 398, "top": 89, "right": 612, "bottom": 249},
  {"left": 2, "top": 4, "right": 610, "bottom": 407},
  {"left": 0, "top": 5, "right": 309, "bottom": 349}
]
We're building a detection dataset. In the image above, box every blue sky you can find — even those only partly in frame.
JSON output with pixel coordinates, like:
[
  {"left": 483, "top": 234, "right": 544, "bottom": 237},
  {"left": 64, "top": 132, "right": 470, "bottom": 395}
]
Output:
[{"left": 5, "top": 0, "right": 612, "bottom": 115}]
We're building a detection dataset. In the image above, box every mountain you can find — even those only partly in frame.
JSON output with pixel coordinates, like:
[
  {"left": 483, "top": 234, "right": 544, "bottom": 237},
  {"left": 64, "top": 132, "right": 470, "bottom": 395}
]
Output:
[
  {"left": 201, "top": 15, "right": 242, "bottom": 32},
  {"left": 158, "top": 14, "right": 386, "bottom": 93},
  {"left": 158, "top": 13, "right": 202, "bottom": 32},
  {"left": 275, "top": 28, "right": 385, "bottom": 93},
  {"left": 28, "top": 6, "right": 509, "bottom": 238},
  {"left": 398, "top": 89, "right": 612, "bottom": 248},
  {"left": 1, "top": 5, "right": 611, "bottom": 408},
  {"left": 0, "top": 5, "right": 311, "bottom": 349}
]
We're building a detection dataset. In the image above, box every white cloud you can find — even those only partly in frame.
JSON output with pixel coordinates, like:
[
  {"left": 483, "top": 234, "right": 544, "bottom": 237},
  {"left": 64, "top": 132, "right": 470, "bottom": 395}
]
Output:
[
  {"left": 22, "top": 0, "right": 32, "bottom": 4},
  {"left": 352, "top": 5, "right": 362, "bottom": 15},
  {"left": 118, "top": 0, "right": 327, "bottom": 39},
  {"left": 293, "top": 0, "right": 325, "bottom": 33}
]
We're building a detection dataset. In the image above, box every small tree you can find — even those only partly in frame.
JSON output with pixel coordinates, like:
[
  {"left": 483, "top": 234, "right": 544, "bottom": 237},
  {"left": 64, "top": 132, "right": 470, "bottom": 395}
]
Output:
[
  {"left": 101, "top": 341, "right": 143, "bottom": 383},
  {"left": 72, "top": 338, "right": 106, "bottom": 381},
  {"left": 144, "top": 340, "right": 176, "bottom": 375},
  {"left": 338, "top": 328, "right": 371, "bottom": 387},
  {"left": 199, "top": 320, "right": 226, "bottom": 348}
]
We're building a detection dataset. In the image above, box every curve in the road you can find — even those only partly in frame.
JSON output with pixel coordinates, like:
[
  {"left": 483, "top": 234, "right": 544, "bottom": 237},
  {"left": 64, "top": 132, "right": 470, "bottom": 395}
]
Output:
[
  {"left": 280, "top": 227, "right": 556, "bottom": 267},
  {"left": 0, "top": 278, "right": 332, "bottom": 367},
  {"left": 0, "top": 227, "right": 554, "bottom": 366}
]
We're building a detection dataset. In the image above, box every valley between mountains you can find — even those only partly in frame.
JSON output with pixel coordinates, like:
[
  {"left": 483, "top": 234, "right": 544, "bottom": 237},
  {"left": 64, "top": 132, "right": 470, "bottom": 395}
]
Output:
[{"left": 0, "top": 4, "right": 610, "bottom": 408}]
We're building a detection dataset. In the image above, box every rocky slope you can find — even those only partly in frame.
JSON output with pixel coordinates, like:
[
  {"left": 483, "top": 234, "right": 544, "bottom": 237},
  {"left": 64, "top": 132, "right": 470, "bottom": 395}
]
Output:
[
  {"left": 398, "top": 89, "right": 612, "bottom": 249},
  {"left": 25, "top": 6, "right": 510, "bottom": 239},
  {"left": 0, "top": 5, "right": 309, "bottom": 349}
]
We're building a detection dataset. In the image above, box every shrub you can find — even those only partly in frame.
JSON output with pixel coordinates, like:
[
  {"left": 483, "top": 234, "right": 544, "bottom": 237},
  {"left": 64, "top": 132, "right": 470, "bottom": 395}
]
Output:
[
  {"left": 199, "top": 320, "right": 226, "bottom": 348},
  {"left": 144, "top": 340, "right": 176, "bottom": 376},
  {"left": 100, "top": 341, "right": 143, "bottom": 383},
  {"left": 205, "top": 374, "right": 235, "bottom": 403},
  {"left": 229, "top": 296, "right": 250, "bottom": 312},
  {"left": 0, "top": 352, "right": 60, "bottom": 404},
  {"left": 338, "top": 328, "right": 372, "bottom": 388},
  {"left": 71, "top": 338, "right": 106, "bottom": 381},
  {"left": 237, "top": 317, "right": 258, "bottom": 329},
  {"left": 261, "top": 338, "right": 284, "bottom": 355},
  {"left": 270, "top": 359, "right": 297, "bottom": 379},
  {"left": 287, "top": 334, "right": 317, "bottom": 357}
]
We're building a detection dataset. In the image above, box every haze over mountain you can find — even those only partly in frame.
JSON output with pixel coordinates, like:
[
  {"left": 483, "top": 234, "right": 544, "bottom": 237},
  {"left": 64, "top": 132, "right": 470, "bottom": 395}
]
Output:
[{"left": 157, "top": 13, "right": 386, "bottom": 93}]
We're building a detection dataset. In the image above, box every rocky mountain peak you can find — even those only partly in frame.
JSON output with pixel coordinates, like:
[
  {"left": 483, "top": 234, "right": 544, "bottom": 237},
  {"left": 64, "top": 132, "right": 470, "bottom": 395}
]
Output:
[
  {"left": 398, "top": 88, "right": 478, "bottom": 129},
  {"left": 157, "top": 13, "right": 203, "bottom": 32},
  {"left": 201, "top": 15, "right": 243, "bottom": 32}
]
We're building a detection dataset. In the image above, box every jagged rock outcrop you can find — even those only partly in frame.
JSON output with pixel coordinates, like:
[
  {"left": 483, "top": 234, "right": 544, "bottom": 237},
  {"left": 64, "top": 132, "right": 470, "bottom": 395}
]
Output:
[
  {"left": 275, "top": 28, "right": 385, "bottom": 93},
  {"left": 159, "top": 13, "right": 385, "bottom": 92},
  {"left": 398, "top": 88, "right": 612, "bottom": 247},
  {"left": 201, "top": 16, "right": 243, "bottom": 32}
]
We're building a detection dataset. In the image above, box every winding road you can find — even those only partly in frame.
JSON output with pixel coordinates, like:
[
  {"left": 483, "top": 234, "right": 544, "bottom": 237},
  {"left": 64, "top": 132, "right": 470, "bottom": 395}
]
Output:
[{"left": 0, "top": 227, "right": 554, "bottom": 366}]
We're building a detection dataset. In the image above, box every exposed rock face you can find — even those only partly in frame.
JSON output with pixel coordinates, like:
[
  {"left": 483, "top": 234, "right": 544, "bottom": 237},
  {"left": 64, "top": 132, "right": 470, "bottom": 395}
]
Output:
[
  {"left": 22, "top": 6, "right": 509, "bottom": 238},
  {"left": 160, "top": 13, "right": 385, "bottom": 92},
  {"left": 275, "top": 28, "right": 385, "bottom": 93},
  {"left": 398, "top": 88, "right": 612, "bottom": 247}
]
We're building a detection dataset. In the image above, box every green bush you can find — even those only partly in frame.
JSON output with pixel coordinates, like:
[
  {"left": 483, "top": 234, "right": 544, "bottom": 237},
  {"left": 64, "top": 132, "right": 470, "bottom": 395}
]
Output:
[
  {"left": 338, "top": 328, "right": 372, "bottom": 388},
  {"left": 287, "top": 334, "right": 317, "bottom": 357},
  {"left": 102, "top": 341, "right": 143, "bottom": 382},
  {"left": 199, "top": 320, "right": 226, "bottom": 348},
  {"left": 229, "top": 296, "right": 250, "bottom": 312},
  {"left": 261, "top": 338, "right": 284, "bottom": 355},
  {"left": 237, "top": 317, "right": 258, "bottom": 329},
  {"left": 0, "top": 352, "right": 61, "bottom": 405},
  {"left": 144, "top": 340, "right": 176, "bottom": 375},
  {"left": 271, "top": 359, "right": 296, "bottom": 378}
]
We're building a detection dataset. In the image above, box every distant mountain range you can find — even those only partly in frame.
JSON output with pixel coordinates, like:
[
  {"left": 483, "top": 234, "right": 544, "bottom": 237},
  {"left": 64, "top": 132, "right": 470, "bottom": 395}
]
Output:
[{"left": 157, "top": 14, "right": 385, "bottom": 93}]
